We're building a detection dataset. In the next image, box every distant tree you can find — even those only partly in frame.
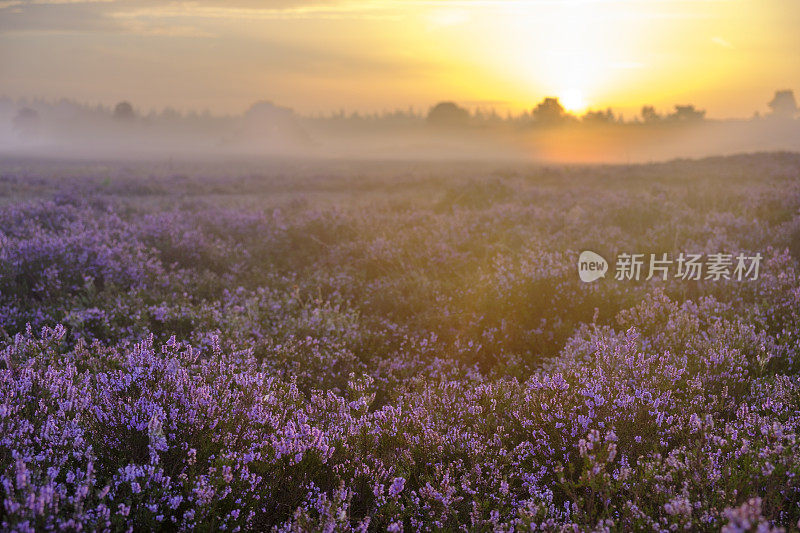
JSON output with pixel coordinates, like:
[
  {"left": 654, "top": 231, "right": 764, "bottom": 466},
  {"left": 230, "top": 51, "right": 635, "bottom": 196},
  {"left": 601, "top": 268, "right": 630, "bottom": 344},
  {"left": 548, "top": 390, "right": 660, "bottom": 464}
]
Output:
[
  {"left": 641, "top": 106, "right": 661, "bottom": 124},
  {"left": 768, "top": 90, "right": 798, "bottom": 119},
  {"left": 113, "top": 101, "right": 135, "bottom": 121},
  {"left": 582, "top": 108, "right": 615, "bottom": 124},
  {"left": 427, "top": 102, "right": 470, "bottom": 127},
  {"left": 669, "top": 105, "right": 705, "bottom": 122},
  {"left": 12, "top": 107, "right": 40, "bottom": 137},
  {"left": 240, "top": 100, "right": 309, "bottom": 145},
  {"left": 532, "top": 97, "right": 566, "bottom": 125},
  {"left": 159, "top": 107, "right": 182, "bottom": 120}
]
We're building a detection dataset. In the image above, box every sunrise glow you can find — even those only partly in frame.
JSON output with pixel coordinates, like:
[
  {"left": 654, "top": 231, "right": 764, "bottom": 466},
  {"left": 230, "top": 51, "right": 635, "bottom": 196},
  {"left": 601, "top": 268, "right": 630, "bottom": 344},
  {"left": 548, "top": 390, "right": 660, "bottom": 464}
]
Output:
[
  {"left": 0, "top": 0, "right": 798, "bottom": 117},
  {"left": 560, "top": 89, "right": 587, "bottom": 113}
]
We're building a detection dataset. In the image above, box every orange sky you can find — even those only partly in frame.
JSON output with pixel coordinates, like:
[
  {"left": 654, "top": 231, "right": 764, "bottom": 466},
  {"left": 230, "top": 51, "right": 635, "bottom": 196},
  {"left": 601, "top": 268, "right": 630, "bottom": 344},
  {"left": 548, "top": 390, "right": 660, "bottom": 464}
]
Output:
[{"left": 1, "top": 0, "right": 799, "bottom": 118}]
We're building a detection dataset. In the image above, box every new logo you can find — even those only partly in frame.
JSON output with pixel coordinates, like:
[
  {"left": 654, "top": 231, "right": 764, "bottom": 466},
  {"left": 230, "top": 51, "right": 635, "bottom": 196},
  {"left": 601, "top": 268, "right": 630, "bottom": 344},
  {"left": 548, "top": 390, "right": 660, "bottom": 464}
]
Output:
[{"left": 578, "top": 251, "right": 608, "bottom": 283}]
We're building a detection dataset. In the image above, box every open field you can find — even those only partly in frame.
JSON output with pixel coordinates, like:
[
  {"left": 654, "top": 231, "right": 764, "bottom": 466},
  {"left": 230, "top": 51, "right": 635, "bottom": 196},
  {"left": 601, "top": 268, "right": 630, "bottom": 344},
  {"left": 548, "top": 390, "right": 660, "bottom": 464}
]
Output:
[{"left": 2, "top": 153, "right": 800, "bottom": 531}]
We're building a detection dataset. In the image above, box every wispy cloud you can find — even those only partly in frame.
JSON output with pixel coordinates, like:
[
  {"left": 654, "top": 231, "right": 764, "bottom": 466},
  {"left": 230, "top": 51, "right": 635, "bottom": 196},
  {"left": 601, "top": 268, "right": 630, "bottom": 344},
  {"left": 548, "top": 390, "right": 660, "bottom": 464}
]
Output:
[
  {"left": 0, "top": 0, "right": 400, "bottom": 34},
  {"left": 610, "top": 61, "right": 645, "bottom": 69},
  {"left": 711, "top": 36, "right": 734, "bottom": 49},
  {"left": 110, "top": 2, "right": 399, "bottom": 23},
  {"left": 0, "top": 0, "right": 730, "bottom": 34}
]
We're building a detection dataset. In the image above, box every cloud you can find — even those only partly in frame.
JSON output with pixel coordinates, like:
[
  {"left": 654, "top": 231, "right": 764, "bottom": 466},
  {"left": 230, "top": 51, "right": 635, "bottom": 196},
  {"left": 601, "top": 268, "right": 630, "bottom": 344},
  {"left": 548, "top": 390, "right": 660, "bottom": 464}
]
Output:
[
  {"left": 110, "top": 2, "right": 398, "bottom": 24},
  {"left": 426, "top": 7, "right": 470, "bottom": 28},
  {"left": 0, "top": 0, "right": 731, "bottom": 34},
  {"left": 711, "top": 36, "right": 734, "bottom": 49},
  {"left": 0, "top": 0, "right": 403, "bottom": 34},
  {"left": 610, "top": 61, "right": 645, "bottom": 69},
  {"left": 0, "top": 0, "right": 114, "bottom": 6},
  {"left": 0, "top": 1, "right": 125, "bottom": 32}
]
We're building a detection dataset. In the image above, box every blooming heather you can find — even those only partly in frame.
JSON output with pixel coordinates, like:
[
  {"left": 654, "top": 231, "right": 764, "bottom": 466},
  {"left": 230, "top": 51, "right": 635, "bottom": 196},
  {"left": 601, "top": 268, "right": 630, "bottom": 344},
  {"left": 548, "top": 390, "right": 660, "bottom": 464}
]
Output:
[{"left": 2, "top": 154, "right": 800, "bottom": 530}]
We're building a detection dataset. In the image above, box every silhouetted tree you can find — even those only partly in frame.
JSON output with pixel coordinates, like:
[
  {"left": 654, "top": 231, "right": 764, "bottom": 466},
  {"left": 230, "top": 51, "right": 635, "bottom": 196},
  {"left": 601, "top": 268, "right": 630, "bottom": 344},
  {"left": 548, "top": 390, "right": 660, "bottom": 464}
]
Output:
[
  {"left": 641, "top": 106, "right": 661, "bottom": 124},
  {"left": 582, "top": 108, "right": 615, "bottom": 124},
  {"left": 669, "top": 105, "right": 705, "bottom": 122},
  {"left": 159, "top": 107, "right": 182, "bottom": 120},
  {"left": 427, "top": 102, "right": 470, "bottom": 127},
  {"left": 532, "top": 97, "right": 567, "bottom": 125},
  {"left": 473, "top": 107, "right": 503, "bottom": 125},
  {"left": 768, "top": 90, "right": 798, "bottom": 119},
  {"left": 239, "top": 100, "right": 309, "bottom": 146},
  {"left": 12, "top": 107, "right": 40, "bottom": 137},
  {"left": 113, "top": 101, "right": 135, "bottom": 121}
]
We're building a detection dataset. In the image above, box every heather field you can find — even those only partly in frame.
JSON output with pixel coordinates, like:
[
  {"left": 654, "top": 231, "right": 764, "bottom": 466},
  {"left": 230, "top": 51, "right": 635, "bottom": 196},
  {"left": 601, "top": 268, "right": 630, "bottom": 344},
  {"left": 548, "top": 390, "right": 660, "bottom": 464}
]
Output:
[{"left": 3, "top": 153, "right": 800, "bottom": 532}]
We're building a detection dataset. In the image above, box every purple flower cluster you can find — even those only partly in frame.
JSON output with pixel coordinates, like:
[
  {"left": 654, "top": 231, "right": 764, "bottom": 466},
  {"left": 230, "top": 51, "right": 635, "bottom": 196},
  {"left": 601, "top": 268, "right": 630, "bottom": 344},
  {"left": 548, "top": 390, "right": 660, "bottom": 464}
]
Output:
[{"left": 2, "top": 154, "right": 800, "bottom": 530}]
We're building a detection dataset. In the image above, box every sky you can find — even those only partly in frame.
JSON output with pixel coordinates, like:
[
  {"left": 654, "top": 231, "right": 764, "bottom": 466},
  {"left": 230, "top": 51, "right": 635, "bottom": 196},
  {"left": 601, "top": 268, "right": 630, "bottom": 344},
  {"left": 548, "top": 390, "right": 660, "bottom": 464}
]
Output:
[{"left": 1, "top": 0, "right": 799, "bottom": 118}]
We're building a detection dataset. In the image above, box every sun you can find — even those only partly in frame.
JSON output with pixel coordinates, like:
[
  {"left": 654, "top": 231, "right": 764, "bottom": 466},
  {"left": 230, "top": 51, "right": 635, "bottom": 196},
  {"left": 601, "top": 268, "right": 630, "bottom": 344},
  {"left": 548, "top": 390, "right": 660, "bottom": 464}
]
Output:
[{"left": 560, "top": 89, "right": 586, "bottom": 113}]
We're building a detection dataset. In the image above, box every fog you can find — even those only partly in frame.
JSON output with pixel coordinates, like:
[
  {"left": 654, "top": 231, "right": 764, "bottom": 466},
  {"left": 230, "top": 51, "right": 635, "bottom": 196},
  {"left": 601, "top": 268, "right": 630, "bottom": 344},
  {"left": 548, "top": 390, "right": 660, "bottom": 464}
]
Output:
[{"left": 1, "top": 96, "right": 799, "bottom": 164}]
